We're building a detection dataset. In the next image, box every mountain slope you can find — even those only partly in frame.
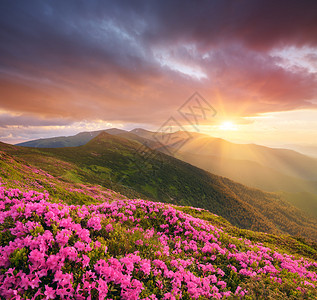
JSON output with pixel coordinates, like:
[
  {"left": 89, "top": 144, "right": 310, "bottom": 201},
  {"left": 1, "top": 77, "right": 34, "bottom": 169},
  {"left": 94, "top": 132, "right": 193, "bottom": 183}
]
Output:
[
  {"left": 16, "top": 130, "right": 105, "bottom": 148},
  {"left": 131, "top": 130, "right": 317, "bottom": 214},
  {"left": 16, "top": 128, "right": 129, "bottom": 148},
  {"left": 132, "top": 130, "right": 317, "bottom": 181},
  {"left": 16, "top": 128, "right": 317, "bottom": 181},
  {"left": 1, "top": 181, "right": 317, "bottom": 299},
  {"left": 16, "top": 128, "right": 317, "bottom": 193},
  {"left": 0, "top": 147, "right": 128, "bottom": 205},
  {"left": 3, "top": 133, "right": 317, "bottom": 241},
  {"left": 175, "top": 151, "right": 317, "bottom": 194}
]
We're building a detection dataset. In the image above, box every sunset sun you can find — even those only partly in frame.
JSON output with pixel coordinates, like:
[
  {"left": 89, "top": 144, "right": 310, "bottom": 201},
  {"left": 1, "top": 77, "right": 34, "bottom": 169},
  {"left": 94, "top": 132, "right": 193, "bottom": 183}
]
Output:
[{"left": 219, "top": 121, "right": 238, "bottom": 131}]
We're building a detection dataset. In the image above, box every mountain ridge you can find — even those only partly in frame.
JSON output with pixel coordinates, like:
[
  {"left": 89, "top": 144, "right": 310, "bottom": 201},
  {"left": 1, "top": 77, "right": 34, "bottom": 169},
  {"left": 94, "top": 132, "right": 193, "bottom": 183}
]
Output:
[
  {"left": 13, "top": 128, "right": 317, "bottom": 219},
  {"left": 3, "top": 133, "right": 317, "bottom": 241}
]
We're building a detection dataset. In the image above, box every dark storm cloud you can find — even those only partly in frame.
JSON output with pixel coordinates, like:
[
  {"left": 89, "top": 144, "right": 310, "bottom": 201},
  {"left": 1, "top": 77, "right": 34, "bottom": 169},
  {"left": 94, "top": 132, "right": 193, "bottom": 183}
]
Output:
[
  {"left": 0, "top": 0, "right": 317, "bottom": 128},
  {"left": 138, "top": 0, "right": 317, "bottom": 50},
  {"left": 0, "top": 0, "right": 158, "bottom": 80},
  {"left": 1, "top": 0, "right": 317, "bottom": 67}
]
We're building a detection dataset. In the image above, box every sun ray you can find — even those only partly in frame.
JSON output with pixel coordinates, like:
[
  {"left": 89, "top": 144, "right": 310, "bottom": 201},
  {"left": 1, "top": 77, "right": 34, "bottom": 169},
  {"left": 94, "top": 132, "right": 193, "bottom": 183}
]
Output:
[{"left": 219, "top": 121, "right": 238, "bottom": 131}]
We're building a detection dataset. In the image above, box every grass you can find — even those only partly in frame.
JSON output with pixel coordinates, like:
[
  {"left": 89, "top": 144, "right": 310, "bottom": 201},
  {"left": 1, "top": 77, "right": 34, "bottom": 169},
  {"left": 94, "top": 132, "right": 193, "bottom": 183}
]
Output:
[{"left": 1, "top": 134, "right": 317, "bottom": 243}]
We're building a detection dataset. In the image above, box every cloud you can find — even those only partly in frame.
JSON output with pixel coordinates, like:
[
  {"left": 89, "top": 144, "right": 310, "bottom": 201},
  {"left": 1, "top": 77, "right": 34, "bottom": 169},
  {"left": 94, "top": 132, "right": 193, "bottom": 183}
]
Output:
[
  {"left": 305, "top": 53, "right": 317, "bottom": 68},
  {"left": 0, "top": 111, "right": 74, "bottom": 128},
  {"left": 201, "top": 46, "right": 317, "bottom": 113},
  {"left": 0, "top": 0, "right": 317, "bottom": 138}
]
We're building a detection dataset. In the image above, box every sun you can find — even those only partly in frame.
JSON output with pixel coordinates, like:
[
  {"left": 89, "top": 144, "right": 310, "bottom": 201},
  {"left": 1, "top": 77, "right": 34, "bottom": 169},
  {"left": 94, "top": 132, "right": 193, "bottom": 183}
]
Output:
[{"left": 219, "top": 121, "right": 238, "bottom": 131}]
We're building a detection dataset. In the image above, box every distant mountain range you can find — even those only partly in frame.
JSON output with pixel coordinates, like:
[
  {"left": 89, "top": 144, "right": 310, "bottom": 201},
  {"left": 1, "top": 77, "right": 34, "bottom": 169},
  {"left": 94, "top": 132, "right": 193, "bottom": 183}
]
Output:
[
  {"left": 15, "top": 128, "right": 317, "bottom": 218},
  {"left": 2, "top": 131, "right": 316, "bottom": 240},
  {"left": 16, "top": 129, "right": 115, "bottom": 148},
  {"left": 130, "top": 129, "right": 317, "bottom": 218},
  {"left": 17, "top": 128, "right": 317, "bottom": 179}
]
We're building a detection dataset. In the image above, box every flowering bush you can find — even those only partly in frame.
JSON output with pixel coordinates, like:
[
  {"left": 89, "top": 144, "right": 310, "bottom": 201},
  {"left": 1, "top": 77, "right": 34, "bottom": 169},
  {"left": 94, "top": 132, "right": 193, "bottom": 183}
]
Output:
[{"left": 0, "top": 185, "right": 317, "bottom": 299}]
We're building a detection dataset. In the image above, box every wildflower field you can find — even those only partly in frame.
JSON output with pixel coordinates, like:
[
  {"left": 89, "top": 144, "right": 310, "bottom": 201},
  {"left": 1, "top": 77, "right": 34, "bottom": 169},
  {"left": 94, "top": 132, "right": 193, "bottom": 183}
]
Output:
[{"left": 1, "top": 183, "right": 317, "bottom": 299}]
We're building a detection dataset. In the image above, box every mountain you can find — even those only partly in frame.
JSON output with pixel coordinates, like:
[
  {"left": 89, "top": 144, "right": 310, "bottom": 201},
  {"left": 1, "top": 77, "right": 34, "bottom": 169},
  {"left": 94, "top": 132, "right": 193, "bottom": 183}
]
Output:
[
  {"left": 174, "top": 151, "right": 317, "bottom": 194},
  {"left": 278, "top": 191, "right": 317, "bottom": 219},
  {"left": 17, "top": 128, "right": 317, "bottom": 181},
  {"left": 16, "top": 130, "right": 106, "bottom": 148},
  {"left": 1, "top": 148, "right": 317, "bottom": 299},
  {"left": 131, "top": 130, "right": 317, "bottom": 181},
  {"left": 130, "top": 128, "right": 157, "bottom": 140},
  {"left": 130, "top": 130, "right": 317, "bottom": 216},
  {"left": 0, "top": 143, "right": 129, "bottom": 204},
  {"left": 16, "top": 128, "right": 128, "bottom": 148},
  {"left": 282, "top": 144, "right": 317, "bottom": 158},
  {"left": 1, "top": 182, "right": 317, "bottom": 299},
  {"left": 14, "top": 128, "right": 317, "bottom": 219},
  {"left": 3, "top": 133, "right": 317, "bottom": 241}
]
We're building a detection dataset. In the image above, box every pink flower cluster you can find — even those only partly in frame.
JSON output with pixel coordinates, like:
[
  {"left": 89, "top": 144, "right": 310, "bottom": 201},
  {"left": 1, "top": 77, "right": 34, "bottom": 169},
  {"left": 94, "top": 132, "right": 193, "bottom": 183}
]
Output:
[{"left": 0, "top": 185, "right": 316, "bottom": 299}]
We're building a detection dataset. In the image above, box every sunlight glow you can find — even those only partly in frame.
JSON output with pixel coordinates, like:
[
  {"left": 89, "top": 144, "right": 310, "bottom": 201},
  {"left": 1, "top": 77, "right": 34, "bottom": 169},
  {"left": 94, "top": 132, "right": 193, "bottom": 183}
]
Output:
[{"left": 219, "top": 121, "right": 238, "bottom": 131}]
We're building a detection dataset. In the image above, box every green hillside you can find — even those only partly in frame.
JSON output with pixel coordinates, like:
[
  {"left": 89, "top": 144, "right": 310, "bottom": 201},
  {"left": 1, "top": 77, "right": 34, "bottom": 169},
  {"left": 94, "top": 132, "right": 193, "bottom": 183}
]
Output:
[
  {"left": 174, "top": 151, "right": 317, "bottom": 194},
  {"left": 279, "top": 191, "right": 317, "bottom": 219},
  {"left": 0, "top": 153, "right": 317, "bottom": 299},
  {"left": 2, "top": 133, "right": 317, "bottom": 241},
  {"left": 0, "top": 148, "right": 128, "bottom": 205},
  {"left": 16, "top": 128, "right": 317, "bottom": 194}
]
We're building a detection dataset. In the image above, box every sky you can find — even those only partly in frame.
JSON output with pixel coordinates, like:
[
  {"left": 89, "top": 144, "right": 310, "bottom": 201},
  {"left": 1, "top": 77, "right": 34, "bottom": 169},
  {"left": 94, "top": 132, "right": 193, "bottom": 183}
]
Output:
[{"left": 0, "top": 0, "right": 317, "bottom": 154}]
